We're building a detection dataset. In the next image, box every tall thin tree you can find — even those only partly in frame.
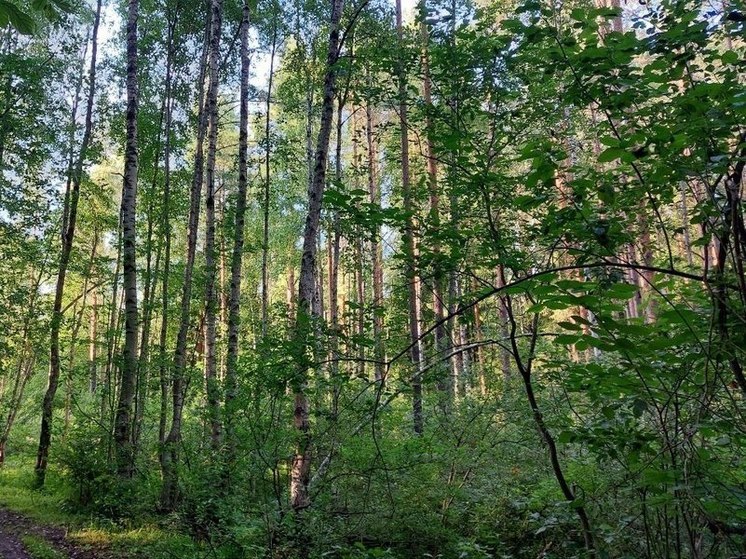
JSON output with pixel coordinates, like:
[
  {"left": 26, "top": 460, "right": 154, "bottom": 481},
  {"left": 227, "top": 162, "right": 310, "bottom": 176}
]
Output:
[
  {"left": 224, "top": 0, "right": 251, "bottom": 462},
  {"left": 202, "top": 0, "right": 225, "bottom": 451},
  {"left": 113, "top": 0, "right": 141, "bottom": 477},
  {"left": 290, "top": 0, "right": 345, "bottom": 513},
  {"left": 160, "top": 5, "right": 212, "bottom": 509},
  {"left": 396, "top": 0, "right": 424, "bottom": 434},
  {"left": 35, "top": 0, "right": 102, "bottom": 486}
]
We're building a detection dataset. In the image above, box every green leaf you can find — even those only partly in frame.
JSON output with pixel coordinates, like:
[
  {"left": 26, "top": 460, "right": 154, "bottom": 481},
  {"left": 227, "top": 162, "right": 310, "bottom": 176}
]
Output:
[
  {"left": 632, "top": 398, "right": 647, "bottom": 418},
  {"left": 558, "top": 430, "right": 575, "bottom": 443},
  {"left": 605, "top": 282, "right": 638, "bottom": 299},
  {"left": 598, "top": 147, "right": 628, "bottom": 163},
  {"left": 721, "top": 50, "right": 738, "bottom": 65},
  {"left": 555, "top": 334, "right": 581, "bottom": 345},
  {"left": 0, "top": 0, "right": 35, "bottom": 34}
]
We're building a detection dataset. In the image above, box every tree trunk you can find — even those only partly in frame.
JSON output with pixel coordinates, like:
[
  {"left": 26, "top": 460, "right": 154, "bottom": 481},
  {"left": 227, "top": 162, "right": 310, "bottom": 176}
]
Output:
[
  {"left": 366, "top": 99, "right": 385, "bottom": 383},
  {"left": 419, "top": 0, "right": 450, "bottom": 397},
  {"left": 351, "top": 113, "right": 366, "bottom": 380},
  {"left": 224, "top": 0, "right": 251, "bottom": 465},
  {"left": 89, "top": 287, "right": 98, "bottom": 393},
  {"left": 504, "top": 295, "right": 596, "bottom": 556},
  {"left": 202, "top": 0, "right": 224, "bottom": 452},
  {"left": 103, "top": 194, "right": 124, "bottom": 420},
  {"left": 64, "top": 234, "right": 98, "bottom": 438},
  {"left": 35, "top": 0, "right": 102, "bottom": 486},
  {"left": 160, "top": 6, "right": 212, "bottom": 510},
  {"left": 261, "top": 11, "right": 278, "bottom": 337},
  {"left": 328, "top": 92, "right": 346, "bottom": 414},
  {"left": 134, "top": 198, "right": 161, "bottom": 453},
  {"left": 113, "top": 0, "right": 140, "bottom": 478},
  {"left": 396, "top": 0, "right": 424, "bottom": 433},
  {"left": 158, "top": 13, "right": 176, "bottom": 463},
  {"left": 291, "top": 0, "right": 345, "bottom": 513},
  {"left": 0, "top": 266, "right": 45, "bottom": 466}
]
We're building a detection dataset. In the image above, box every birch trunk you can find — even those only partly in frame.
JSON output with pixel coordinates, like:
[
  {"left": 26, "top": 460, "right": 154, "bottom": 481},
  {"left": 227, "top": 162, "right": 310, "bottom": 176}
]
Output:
[
  {"left": 291, "top": 0, "right": 345, "bottom": 512},
  {"left": 261, "top": 13, "right": 278, "bottom": 337},
  {"left": 158, "top": 13, "right": 176, "bottom": 461},
  {"left": 160, "top": 6, "right": 212, "bottom": 510},
  {"left": 113, "top": 0, "right": 141, "bottom": 478},
  {"left": 203, "top": 0, "right": 224, "bottom": 451},
  {"left": 225, "top": 0, "right": 251, "bottom": 463},
  {"left": 35, "top": 0, "right": 102, "bottom": 486}
]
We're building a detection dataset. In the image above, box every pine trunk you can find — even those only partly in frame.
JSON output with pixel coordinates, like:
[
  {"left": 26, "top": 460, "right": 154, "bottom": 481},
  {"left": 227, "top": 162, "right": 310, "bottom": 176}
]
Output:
[{"left": 396, "top": 0, "right": 424, "bottom": 433}]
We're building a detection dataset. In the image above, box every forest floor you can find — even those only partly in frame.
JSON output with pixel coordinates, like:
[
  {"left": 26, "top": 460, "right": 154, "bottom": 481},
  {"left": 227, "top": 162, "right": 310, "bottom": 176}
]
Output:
[
  {"left": 0, "top": 459, "right": 204, "bottom": 559},
  {"left": 0, "top": 507, "right": 107, "bottom": 559}
]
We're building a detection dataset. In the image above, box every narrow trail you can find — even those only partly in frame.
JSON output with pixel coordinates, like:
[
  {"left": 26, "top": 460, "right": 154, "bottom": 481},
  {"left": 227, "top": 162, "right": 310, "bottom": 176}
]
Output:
[{"left": 0, "top": 508, "right": 104, "bottom": 559}]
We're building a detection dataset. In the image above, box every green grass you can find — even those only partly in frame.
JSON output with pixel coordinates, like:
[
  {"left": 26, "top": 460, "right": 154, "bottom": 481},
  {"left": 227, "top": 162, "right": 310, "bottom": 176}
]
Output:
[
  {"left": 20, "top": 535, "right": 65, "bottom": 559},
  {"left": 0, "top": 461, "right": 74, "bottom": 525},
  {"left": 0, "top": 458, "right": 208, "bottom": 559}
]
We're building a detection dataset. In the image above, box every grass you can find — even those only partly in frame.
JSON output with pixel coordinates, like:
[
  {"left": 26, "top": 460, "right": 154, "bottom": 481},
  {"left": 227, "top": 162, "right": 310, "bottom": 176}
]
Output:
[
  {"left": 0, "top": 461, "right": 73, "bottom": 525},
  {"left": 20, "top": 535, "right": 65, "bottom": 559},
  {"left": 0, "top": 457, "right": 208, "bottom": 559}
]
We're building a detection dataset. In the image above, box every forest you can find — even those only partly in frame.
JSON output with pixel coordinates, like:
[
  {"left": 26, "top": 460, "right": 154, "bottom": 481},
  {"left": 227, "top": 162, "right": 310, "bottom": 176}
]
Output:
[{"left": 0, "top": 0, "right": 744, "bottom": 557}]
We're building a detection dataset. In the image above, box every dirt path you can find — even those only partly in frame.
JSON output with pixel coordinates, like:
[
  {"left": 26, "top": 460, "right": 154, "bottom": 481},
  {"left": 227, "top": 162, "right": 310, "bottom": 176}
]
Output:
[{"left": 0, "top": 508, "right": 105, "bottom": 559}]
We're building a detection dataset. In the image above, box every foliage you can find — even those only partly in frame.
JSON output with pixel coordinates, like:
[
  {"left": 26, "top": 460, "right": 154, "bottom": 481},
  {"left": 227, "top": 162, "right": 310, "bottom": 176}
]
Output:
[{"left": 0, "top": 0, "right": 745, "bottom": 557}]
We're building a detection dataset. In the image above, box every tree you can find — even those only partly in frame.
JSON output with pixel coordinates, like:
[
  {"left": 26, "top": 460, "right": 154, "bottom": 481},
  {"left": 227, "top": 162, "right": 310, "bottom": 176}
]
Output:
[
  {"left": 290, "top": 0, "right": 345, "bottom": 513},
  {"left": 160, "top": 1, "right": 211, "bottom": 510},
  {"left": 35, "top": 0, "right": 102, "bottom": 486},
  {"left": 202, "top": 0, "right": 225, "bottom": 451},
  {"left": 112, "top": 0, "right": 140, "bottom": 478},
  {"left": 224, "top": 0, "right": 251, "bottom": 463}
]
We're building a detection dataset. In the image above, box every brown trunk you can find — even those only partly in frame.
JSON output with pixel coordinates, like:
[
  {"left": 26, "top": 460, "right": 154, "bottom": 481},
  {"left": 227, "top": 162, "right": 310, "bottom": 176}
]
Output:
[
  {"left": 287, "top": 266, "right": 296, "bottom": 327},
  {"left": 419, "top": 0, "right": 449, "bottom": 396},
  {"left": 328, "top": 94, "right": 345, "bottom": 411},
  {"left": 396, "top": 0, "right": 424, "bottom": 432},
  {"left": 352, "top": 113, "right": 366, "bottom": 379},
  {"left": 637, "top": 208, "right": 656, "bottom": 323},
  {"left": 471, "top": 278, "right": 485, "bottom": 395},
  {"left": 366, "top": 99, "right": 385, "bottom": 383},
  {"left": 355, "top": 232, "right": 366, "bottom": 378},
  {"left": 219, "top": 179, "right": 228, "bottom": 380},
  {"left": 316, "top": 236, "right": 325, "bottom": 321},
  {"left": 448, "top": 272, "right": 464, "bottom": 398},
  {"left": 35, "top": 0, "right": 102, "bottom": 486},
  {"left": 678, "top": 182, "right": 694, "bottom": 267},
  {"left": 89, "top": 288, "right": 98, "bottom": 393},
  {"left": 496, "top": 266, "right": 512, "bottom": 380}
]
